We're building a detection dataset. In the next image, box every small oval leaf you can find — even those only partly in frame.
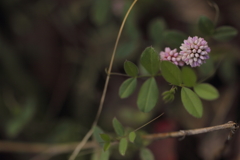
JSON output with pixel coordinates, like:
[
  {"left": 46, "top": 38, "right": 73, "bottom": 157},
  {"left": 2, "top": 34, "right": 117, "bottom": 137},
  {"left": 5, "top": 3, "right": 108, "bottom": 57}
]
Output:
[
  {"left": 193, "top": 83, "right": 219, "bottom": 100},
  {"left": 140, "top": 148, "right": 155, "bottom": 160},
  {"left": 124, "top": 61, "right": 139, "bottom": 77},
  {"left": 93, "top": 126, "right": 104, "bottom": 147},
  {"left": 100, "top": 134, "right": 111, "bottom": 142},
  {"left": 112, "top": 118, "right": 125, "bottom": 136},
  {"left": 119, "top": 138, "right": 128, "bottom": 156},
  {"left": 140, "top": 47, "right": 159, "bottom": 75},
  {"left": 160, "top": 61, "right": 182, "bottom": 85},
  {"left": 103, "top": 142, "right": 111, "bottom": 151},
  {"left": 181, "top": 67, "right": 197, "bottom": 87},
  {"left": 137, "top": 78, "right": 159, "bottom": 112},
  {"left": 129, "top": 131, "right": 136, "bottom": 143},
  {"left": 213, "top": 26, "right": 238, "bottom": 41},
  {"left": 198, "top": 16, "right": 215, "bottom": 36},
  {"left": 181, "top": 87, "right": 203, "bottom": 118},
  {"left": 119, "top": 78, "right": 137, "bottom": 98}
]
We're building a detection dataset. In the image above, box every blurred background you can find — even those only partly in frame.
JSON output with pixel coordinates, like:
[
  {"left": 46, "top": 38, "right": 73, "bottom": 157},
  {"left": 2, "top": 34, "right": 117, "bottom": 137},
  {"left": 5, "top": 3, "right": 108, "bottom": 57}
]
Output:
[{"left": 0, "top": 0, "right": 239, "bottom": 159}]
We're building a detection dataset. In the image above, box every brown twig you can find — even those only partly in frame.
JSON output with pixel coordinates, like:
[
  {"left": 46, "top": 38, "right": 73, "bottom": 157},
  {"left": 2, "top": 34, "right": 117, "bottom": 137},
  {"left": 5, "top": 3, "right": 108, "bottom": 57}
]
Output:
[
  {"left": 142, "top": 121, "right": 238, "bottom": 140},
  {"left": 0, "top": 121, "right": 238, "bottom": 155},
  {"left": 0, "top": 141, "right": 98, "bottom": 154}
]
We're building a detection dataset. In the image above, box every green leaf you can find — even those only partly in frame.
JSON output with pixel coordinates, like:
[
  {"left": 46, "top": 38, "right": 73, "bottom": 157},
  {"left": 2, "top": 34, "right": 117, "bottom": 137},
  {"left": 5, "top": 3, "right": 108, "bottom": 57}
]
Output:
[
  {"left": 193, "top": 83, "right": 219, "bottom": 100},
  {"left": 140, "top": 47, "right": 159, "bottom": 75},
  {"left": 213, "top": 26, "right": 238, "bottom": 41},
  {"left": 129, "top": 131, "right": 136, "bottom": 143},
  {"left": 116, "top": 41, "right": 139, "bottom": 59},
  {"left": 6, "top": 98, "right": 36, "bottom": 138},
  {"left": 181, "top": 87, "right": 203, "bottom": 118},
  {"left": 181, "top": 67, "right": 197, "bottom": 87},
  {"left": 100, "top": 134, "right": 111, "bottom": 142},
  {"left": 91, "top": 150, "right": 110, "bottom": 160},
  {"left": 162, "top": 91, "right": 175, "bottom": 103},
  {"left": 90, "top": 0, "right": 110, "bottom": 26},
  {"left": 103, "top": 141, "right": 111, "bottom": 151},
  {"left": 160, "top": 61, "right": 182, "bottom": 85},
  {"left": 198, "top": 58, "right": 214, "bottom": 77},
  {"left": 119, "top": 138, "right": 128, "bottom": 156},
  {"left": 100, "top": 150, "right": 110, "bottom": 160},
  {"left": 137, "top": 78, "right": 159, "bottom": 112},
  {"left": 163, "top": 30, "right": 188, "bottom": 48},
  {"left": 140, "top": 148, "right": 155, "bottom": 160},
  {"left": 124, "top": 61, "right": 139, "bottom": 77},
  {"left": 93, "top": 126, "right": 105, "bottom": 146},
  {"left": 112, "top": 117, "right": 125, "bottom": 136},
  {"left": 198, "top": 16, "right": 215, "bottom": 36},
  {"left": 148, "top": 18, "right": 167, "bottom": 44},
  {"left": 119, "top": 78, "right": 137, "bottom": 98}
]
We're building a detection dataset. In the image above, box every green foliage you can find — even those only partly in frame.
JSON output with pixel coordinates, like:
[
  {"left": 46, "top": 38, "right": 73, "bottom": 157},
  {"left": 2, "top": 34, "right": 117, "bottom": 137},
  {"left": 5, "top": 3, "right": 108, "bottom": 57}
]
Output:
[
  {"left": 119, "top": 138, "right": 128, "bottom": 156},
  {"left": 160, "top": 61, "right": 182, "bottom": 85},
  {"left": 198, "top": 16, "right": 215, "bottom": 36},
  {"left": 6, "top": 98, "right": 36, "bottom": 138},
  {"left": 119, "top": 78, "right": 137, "bottom": 98},
  {"left": 181, "top": 67, "right": 197, "bottom": 87},
  {"left": 90, "top": 0, "right": 110, "bottom": 26},
  {"left": 163, "top": 30, "right": 188, "bottom": 48},
  {"left": 148, "top": 18, "right": 167, "bottom": 45},
  {"left": 198, "top": 58, "right": 215, "bottom": 77},
  {"left": 100, "top": 150, "right": 110, "bottom": 160},
  {"left": 140, "top": 148, "right": 155, "bottom": 160},
  {"left": 91, "top": 150, "right": 110, "bottom": 160},
  {"left": 112, "top": 117, "right": 125, "bottom": 136},
  {"left": 128, "top": 131, "right": 136, "bottom": 143},
  {"left": 103, "top": 142, "right": 111, "bottom": 151},
  {"left": 99, "top": 133, "right": 111, "bottom": 152},
  {"left": 193, "top": 83, "right": 219, "bottom": 100},
  {"left": 181, "top": 87, "right": 203, "bottom": 118},
  {"left": 93, "top": 126, "right": 105, "bottom": 146},
  {"left": 100, "top": 134, "right": 111, "bottom": 142},
  {"left": 124, "top": 61, "right": 139, "bottom": 77},
  {"left": 137, "top": 78, "right": 159, "bottom": 112},
  {"left": 140, "top": 47, "right": 160, "bottom": 75},
  {"left": 213, "top": 26, "right": 238, "bottom": 41},
  {"left": 116, "top": 41, "right": 139, "bottom": 59},
  {"left": 162, "top": 87, "right": 176, "bottom": 103}
]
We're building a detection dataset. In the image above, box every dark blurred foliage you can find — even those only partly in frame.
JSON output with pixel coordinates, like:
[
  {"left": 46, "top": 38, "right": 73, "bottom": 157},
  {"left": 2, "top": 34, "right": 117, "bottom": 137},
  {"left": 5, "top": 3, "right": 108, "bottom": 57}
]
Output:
[{"left": 0, "top": 0, "right": 240, "bottom": 160}]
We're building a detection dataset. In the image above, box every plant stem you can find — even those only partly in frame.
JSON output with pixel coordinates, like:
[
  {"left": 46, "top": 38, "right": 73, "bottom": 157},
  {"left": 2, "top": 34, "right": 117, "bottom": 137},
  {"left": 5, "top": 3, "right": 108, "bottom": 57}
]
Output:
[
  {"left": 68, "top": 1, "right": 138, "bottom": 160},
  {"left": 142, "top": 121, "right": 238, "bottom": 140}
]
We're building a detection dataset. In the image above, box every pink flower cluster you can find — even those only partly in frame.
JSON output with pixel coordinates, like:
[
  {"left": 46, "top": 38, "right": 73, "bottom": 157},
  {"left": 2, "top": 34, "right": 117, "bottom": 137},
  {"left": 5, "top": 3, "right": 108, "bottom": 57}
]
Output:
[{"left": 160, "top": 36, "right": 210, "bottom": 67}]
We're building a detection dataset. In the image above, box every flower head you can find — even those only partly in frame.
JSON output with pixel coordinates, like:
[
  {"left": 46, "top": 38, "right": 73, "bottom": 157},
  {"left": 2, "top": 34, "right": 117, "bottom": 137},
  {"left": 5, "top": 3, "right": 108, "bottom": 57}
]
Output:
[
  {"left": 160, "top": 47, "right": 185, "bottom": 66},
  {"left": 180, "top": 36, "right": 210, "bottom": 67}
]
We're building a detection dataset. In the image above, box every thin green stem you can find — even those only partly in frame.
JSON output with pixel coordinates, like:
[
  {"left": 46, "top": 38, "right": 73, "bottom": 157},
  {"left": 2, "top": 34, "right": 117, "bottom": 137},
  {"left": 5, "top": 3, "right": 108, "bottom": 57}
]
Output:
[
  {"left": 133, "top": 113, "right": 164, "bottom": 132},
  {"left": 68, "top": 1, "right": 138, "bottom": 160}
]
